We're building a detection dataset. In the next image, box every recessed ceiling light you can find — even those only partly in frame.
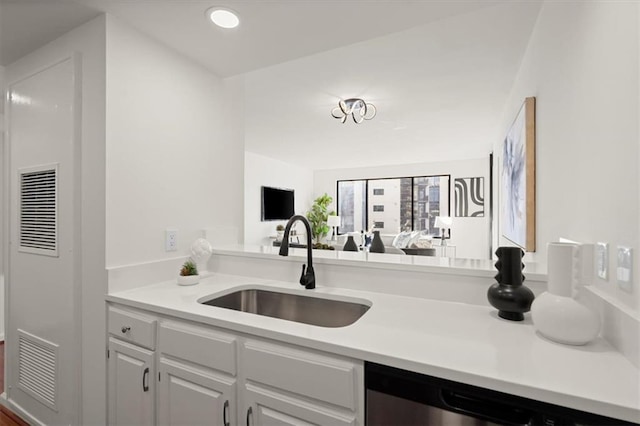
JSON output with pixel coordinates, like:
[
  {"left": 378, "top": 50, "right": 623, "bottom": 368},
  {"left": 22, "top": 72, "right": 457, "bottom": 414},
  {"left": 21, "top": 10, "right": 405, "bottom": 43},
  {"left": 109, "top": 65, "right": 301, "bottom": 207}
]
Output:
[{"left": 206, "top": 7, "right": 240, "bottom": 29}]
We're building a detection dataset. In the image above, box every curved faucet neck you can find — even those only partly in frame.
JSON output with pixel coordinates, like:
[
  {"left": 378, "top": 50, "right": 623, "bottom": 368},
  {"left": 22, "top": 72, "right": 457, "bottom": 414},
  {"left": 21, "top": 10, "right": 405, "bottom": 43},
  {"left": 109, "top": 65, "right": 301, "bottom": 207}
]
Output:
[
  {"left": 279, "top": 215, "right": 316, "bottom": 289},
  {"left": 280, "top": 215, "right": 313, "bottom": 268}
]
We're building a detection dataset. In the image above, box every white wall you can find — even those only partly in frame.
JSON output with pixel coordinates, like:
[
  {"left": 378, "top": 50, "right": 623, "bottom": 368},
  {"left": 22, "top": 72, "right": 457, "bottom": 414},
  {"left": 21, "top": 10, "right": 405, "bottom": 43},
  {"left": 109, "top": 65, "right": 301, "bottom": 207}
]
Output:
[
  {"left": 0, "top": 64, "right": 5, "bottom": 341},
  {"left": 222, "top": 75, "right": 246, "bottom": 244},
  {"left": 244, "top": 151, "right": 314, "bottom": 246},
  {"left": 314, "top": 157, "right": 490, "bottom": 260},
  {"left": 497, "top": 1, "right": 639, "bottom": 311},
  {"left": 3, "top": 15, "right": 107, "bottom": 424},
  {"left": 495, "top": 2, "right": 639, "bottom": 364},
  {"left": 105, "top": 15, "right": 244, "bottom": 267}
]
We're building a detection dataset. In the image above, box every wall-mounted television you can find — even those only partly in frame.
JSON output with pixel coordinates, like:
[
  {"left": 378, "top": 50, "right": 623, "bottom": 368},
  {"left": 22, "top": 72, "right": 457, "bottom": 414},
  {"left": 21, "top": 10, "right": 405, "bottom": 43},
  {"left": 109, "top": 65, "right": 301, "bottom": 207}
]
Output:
[{"left": 261, "top": 186, "right": 295, "bottom": 221}]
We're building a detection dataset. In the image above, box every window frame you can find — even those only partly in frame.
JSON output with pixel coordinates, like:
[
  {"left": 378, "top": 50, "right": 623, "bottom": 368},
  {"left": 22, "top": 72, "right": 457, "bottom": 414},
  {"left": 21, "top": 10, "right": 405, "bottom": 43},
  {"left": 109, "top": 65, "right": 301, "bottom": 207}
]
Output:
[{"left": 335, "top": 174, "right": 451, "bottom": 238}]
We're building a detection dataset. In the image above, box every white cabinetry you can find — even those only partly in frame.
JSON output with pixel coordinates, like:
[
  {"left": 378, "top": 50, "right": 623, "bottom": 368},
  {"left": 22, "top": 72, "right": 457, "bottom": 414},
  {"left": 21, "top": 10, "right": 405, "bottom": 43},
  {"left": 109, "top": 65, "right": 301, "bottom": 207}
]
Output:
[
  {"left": 157, "top": 320, "right": 237, "bottom": 426},
  {"left": 107, "top": 307, "right": 158, "bottom": 426},
  {"left": 158, "top": 358, "right": 235, "bottom": 426},
  {"left": 107, "top": 304, "right": 363, "bottom": 426},
  {"left": 108, "top": 339, "right": 155, "bottom": 426},
  {"left": 242, "top": 339, "right": 362, "bottom": 426},
  {"left": 244, "top": 384, "right": 355, "bottom": 426}
]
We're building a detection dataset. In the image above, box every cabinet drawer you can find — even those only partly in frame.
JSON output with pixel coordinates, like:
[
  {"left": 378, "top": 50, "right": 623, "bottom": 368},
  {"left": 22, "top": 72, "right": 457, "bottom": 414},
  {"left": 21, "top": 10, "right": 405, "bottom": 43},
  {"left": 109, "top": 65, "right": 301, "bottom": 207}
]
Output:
[
  {"left": 108, "top": 306, "right": 157, "bottom": 350},
  {"left": 243, "top": 340, "right": 360, "bottom": 411},
  {"left": 245, "top": 383, "right": 356, "bottom": 426},
  {"left": 159, "top": 320, "right": 237, "bottom": 375}
]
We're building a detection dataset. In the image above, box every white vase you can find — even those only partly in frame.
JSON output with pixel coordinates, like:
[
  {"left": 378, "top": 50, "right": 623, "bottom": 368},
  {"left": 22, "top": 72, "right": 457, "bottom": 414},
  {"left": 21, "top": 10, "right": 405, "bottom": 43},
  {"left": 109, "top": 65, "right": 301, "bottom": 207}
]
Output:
[
  {"left": 177, "top": 275, "right": 199, "bottom": 286},
  {"left": 190, "top": 238, "right": 213, "bottom": 274},
  {"left": 531, "top": 242, "right": 600, "bottom": 345}
]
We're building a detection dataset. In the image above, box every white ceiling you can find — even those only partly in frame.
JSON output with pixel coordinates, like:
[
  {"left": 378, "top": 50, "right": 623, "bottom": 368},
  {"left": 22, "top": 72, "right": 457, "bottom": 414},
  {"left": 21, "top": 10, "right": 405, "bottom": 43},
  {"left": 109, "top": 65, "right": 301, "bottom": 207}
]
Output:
[
  {"left": 0, "top": 0, "right": 543, "bottom": 170},
  {"left": 0, "top": 0, "right": 101, "bottom": 67},
  {"left": 1, "top": 0, "right": 509, "bottom": 76},
  {"left": 244, "top": 1, "right": 542, "bottom": 169}
]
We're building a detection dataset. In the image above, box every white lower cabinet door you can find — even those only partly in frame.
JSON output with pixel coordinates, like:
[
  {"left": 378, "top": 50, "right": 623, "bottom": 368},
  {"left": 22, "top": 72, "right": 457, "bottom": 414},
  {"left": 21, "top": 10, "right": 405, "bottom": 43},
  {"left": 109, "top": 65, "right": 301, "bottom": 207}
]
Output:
[
  {"left": 108, "top": 337, "right": 155, "bottom": 426},
  {"left": 244, "top": 384, "right": 356, "bottom": 426},
  {"left": 158, "top": 357, "right": 236, "bottom": 426}
]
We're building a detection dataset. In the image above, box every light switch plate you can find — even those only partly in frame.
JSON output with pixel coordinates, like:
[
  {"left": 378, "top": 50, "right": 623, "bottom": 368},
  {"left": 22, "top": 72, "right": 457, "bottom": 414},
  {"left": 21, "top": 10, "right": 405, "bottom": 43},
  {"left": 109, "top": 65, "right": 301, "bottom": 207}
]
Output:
[
  {"left": 616, "top": 246, "right": 633, "bottom": 292},
  {"left": 595, "top": 242, "right": 608, "bottom": 280}
]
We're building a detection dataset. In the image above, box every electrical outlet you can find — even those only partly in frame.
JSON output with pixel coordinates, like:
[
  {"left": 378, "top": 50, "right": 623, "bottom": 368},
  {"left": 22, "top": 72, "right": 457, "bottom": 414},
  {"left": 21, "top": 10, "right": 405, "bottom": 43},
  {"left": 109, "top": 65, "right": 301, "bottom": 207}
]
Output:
[
  {"left": 595, "top": 242, "right": 608, "bottom": 280},
  {"left": 165, "top": 228, "right": 178, "bottom": 252},
  {"left": 616, "top": 246, "right": 633, "bottom": 292}
]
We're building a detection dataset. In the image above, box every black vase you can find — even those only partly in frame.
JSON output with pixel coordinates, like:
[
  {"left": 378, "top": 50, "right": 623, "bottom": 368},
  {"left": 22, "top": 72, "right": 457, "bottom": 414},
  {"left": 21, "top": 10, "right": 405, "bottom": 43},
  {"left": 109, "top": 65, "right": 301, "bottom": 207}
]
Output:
[
  {"left": 343, "top": 236, "right": 358, "bottom": 252},
  {"left": 487, "top": 247, "right": 535, "bottom": 321},
  {"left": 369, "top": 231, "right": 385, "bottom": 253}
]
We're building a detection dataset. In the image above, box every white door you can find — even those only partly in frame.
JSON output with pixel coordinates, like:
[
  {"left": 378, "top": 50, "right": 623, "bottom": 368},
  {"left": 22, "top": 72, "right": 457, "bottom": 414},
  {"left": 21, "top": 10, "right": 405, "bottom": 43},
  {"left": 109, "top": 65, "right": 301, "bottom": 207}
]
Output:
[
  {"left": 158, "top": 358, "right": 236, "bottom": 426},
  {"left": 6, "top": 56, "right": 80, "bottom": 425},
  {"left": 108, "top": 338, "right": 155, "bottom": 426}
]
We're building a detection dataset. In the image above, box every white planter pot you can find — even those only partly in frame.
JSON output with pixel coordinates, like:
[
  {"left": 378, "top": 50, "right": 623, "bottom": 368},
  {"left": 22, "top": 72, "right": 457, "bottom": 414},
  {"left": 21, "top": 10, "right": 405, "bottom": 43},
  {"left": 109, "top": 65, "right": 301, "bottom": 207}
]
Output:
[{"left": 177, "top": 274, "right": 199, "bottom": 286}]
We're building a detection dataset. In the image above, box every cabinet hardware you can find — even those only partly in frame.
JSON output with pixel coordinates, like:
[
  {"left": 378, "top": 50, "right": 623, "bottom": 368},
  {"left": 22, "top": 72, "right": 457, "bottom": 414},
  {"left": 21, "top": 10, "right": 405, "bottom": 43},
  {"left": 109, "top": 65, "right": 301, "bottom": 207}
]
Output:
[
  {"left": 223, "top": 400, "right": 230, "bottom": 426},
  {"left": 246, "top": 406, "right": 252, "bottom": 426},
  {"left": 142, "top": 367, "right": 149, "bottom": 392},
  {"left": 121, "top": 326, "right": 131, "bottom": 333}
]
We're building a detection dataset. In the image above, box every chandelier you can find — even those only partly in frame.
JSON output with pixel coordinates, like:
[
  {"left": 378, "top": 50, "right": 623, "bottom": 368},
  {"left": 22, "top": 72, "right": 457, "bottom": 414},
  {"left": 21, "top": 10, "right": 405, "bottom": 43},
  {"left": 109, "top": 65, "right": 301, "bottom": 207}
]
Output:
[{"left": 331, "top": 98, "right": 376, "bottom": 124}]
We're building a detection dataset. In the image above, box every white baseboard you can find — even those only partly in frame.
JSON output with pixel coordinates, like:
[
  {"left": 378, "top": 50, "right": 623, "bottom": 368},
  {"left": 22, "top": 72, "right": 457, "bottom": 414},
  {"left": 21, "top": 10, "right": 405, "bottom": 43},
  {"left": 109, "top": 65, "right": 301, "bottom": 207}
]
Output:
[{"left": 0, "top": 394, "right": 45, "bottom": 426}]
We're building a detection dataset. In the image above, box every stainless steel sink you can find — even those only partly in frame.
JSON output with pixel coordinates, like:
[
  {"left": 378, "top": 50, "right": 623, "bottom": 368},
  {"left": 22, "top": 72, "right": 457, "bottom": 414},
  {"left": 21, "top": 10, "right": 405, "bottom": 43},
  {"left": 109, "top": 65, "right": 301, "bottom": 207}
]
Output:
[{"left": 200, "top": 288, "right": 370, "bottom": 328}]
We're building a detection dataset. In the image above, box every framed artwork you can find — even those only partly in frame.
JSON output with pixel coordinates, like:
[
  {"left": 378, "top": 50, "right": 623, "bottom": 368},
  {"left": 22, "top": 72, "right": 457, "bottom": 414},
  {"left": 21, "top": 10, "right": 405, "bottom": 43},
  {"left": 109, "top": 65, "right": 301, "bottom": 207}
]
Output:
[
  {"left": 501, "top": 97, "right": 536, "bottom": 251},
  {"left": 454, "top": 177, "right": 484, "bottom": 217}
]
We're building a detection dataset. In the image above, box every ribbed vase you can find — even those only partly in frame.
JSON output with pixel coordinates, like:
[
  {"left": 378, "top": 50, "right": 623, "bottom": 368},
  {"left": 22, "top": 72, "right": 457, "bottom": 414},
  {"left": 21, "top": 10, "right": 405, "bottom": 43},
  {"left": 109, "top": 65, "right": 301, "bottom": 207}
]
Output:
[
  {"left": 531, "top": 243, "right": 600, "bottom": 345},
  {"left": 487, "top": 247, "right": 535, "bottom": 321}
]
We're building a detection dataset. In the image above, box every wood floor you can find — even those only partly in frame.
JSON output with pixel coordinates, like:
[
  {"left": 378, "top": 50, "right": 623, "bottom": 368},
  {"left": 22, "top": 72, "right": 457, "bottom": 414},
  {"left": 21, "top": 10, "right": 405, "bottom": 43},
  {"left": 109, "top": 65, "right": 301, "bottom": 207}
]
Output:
[
  {"left": 0, "top": 343, "right": 29, "bottom": 426},
  {"left": 0, "top": 406, "right": 27, "bottom": 426}
]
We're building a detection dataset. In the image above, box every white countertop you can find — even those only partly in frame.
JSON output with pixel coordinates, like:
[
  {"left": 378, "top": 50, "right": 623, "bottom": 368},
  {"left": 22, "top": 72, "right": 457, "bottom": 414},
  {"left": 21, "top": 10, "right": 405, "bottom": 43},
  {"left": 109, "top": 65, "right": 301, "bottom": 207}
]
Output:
[{"left": 107, "top": 273, "right": 639, "bottom": 423}]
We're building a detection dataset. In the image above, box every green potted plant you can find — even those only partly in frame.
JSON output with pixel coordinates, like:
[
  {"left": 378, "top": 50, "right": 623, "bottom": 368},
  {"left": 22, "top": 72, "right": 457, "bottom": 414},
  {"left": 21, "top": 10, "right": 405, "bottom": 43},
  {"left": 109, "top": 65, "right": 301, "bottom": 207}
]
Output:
[
  {"left": 306, "top": 193, "right": 335, "bottom": 244},
  {"left": 177, "top": 259, "right": 199, "bottom": 286},
  {"left": 276, "top": 224, "right": 285, "bottom": 242}
]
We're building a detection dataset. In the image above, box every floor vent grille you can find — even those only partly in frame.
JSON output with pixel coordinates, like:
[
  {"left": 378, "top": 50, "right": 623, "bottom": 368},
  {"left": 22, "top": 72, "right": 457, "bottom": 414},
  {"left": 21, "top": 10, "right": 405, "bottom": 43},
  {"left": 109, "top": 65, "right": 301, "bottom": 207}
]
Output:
[{"left": 18, "top": 329, "right": 58, "bottom": 410}]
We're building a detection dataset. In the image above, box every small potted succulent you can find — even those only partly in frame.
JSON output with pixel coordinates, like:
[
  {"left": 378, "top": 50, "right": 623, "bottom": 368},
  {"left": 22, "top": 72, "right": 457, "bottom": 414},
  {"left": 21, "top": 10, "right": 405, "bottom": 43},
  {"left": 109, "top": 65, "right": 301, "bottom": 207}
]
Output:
[
  {"left": 276, "top": 224, "right": 285, "bottom": 242},
  {"left": 177, "top": 259, "right": 199, "bottom": 286}
]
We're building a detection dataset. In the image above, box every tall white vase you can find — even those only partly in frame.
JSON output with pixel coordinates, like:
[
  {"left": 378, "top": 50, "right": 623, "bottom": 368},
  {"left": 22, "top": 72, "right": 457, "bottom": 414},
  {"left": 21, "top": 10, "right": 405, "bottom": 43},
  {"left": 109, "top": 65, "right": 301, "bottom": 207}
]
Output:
[
  {"left": 190, "top": 238, "right": 213, "bottom": 274},
  {"left": 531, "top": 242, "right": 600, "bottom": 345}
]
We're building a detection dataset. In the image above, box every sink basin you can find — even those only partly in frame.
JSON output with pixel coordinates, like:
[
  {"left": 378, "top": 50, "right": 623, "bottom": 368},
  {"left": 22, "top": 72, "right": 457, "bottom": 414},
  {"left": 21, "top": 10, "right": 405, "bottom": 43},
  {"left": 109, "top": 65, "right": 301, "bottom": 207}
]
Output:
[{"left": 199, "top": 288, "right": 370, "bottom": 328}]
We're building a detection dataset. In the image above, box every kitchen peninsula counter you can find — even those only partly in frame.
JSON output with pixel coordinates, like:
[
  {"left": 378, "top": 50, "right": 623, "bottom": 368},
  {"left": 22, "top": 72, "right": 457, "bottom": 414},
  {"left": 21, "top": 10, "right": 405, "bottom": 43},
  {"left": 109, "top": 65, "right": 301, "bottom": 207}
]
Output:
[{"left": 107, "top": 272, "right": 640, "bottom": 423}]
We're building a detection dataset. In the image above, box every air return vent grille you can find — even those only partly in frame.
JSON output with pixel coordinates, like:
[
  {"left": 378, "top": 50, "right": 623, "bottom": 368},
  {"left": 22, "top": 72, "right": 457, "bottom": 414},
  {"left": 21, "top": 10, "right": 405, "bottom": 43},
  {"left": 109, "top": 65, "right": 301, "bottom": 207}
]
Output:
[
  {"left": 19, "top": 165, "right": 58, "bottom": 257},
  {"left": 18, "top": 329, "right": 58, "bottom": 410}
]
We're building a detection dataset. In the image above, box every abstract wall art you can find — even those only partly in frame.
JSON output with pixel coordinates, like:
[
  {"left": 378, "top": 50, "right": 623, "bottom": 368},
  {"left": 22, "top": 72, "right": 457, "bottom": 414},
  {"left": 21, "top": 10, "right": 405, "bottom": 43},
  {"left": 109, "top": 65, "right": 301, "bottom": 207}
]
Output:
[
  {"left": 501, "top": 97, "right": 536, "bottom": 251},
  {"left": 455, "top": 177, "right": 484, "bottom": 217}
]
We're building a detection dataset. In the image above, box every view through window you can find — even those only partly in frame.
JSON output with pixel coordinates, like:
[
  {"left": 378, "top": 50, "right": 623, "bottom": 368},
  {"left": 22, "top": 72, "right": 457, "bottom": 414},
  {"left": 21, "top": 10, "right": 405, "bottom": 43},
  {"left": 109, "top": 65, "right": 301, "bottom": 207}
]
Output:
[{"left": 337, "top": 175, "right": 450, "bottom": 235}]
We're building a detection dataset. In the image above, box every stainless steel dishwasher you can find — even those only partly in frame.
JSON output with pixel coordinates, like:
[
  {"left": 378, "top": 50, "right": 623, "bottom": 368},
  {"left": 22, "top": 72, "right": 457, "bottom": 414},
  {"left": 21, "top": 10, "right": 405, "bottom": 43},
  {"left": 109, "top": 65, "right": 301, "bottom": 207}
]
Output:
[{"left": 365, "top": 362, "right": 636, "bottom": 426}]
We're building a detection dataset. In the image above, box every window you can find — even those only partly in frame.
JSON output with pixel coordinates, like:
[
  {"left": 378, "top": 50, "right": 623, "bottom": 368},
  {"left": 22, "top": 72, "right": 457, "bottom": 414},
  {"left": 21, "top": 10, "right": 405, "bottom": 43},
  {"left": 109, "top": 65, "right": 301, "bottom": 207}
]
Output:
[
  {"left": 337, "top": 175, "right": 450, "bottom": 235},
  {"left": 337, "top": 180, "right": 366, "bottom": 233}
]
